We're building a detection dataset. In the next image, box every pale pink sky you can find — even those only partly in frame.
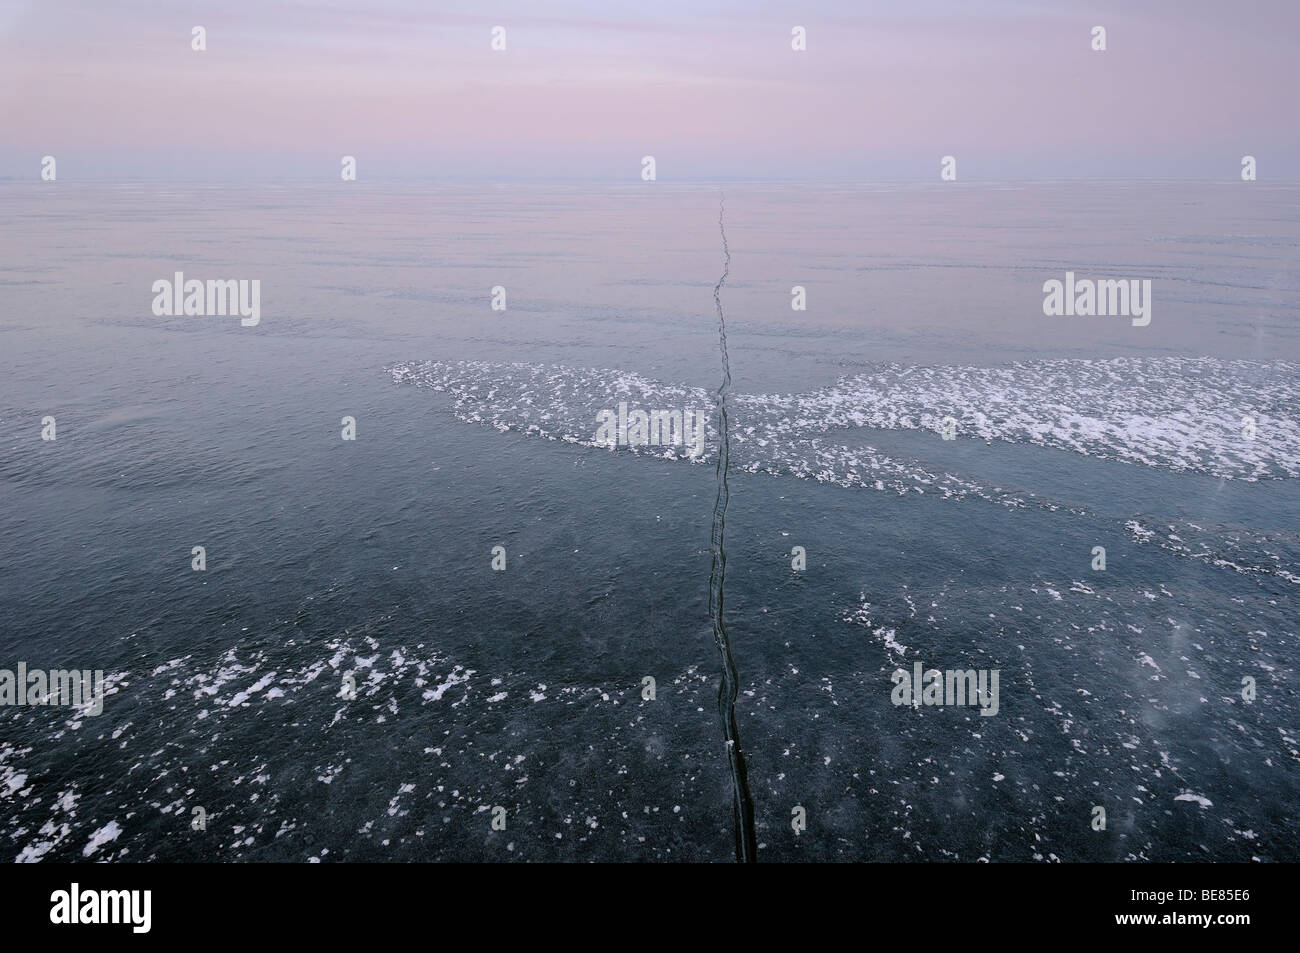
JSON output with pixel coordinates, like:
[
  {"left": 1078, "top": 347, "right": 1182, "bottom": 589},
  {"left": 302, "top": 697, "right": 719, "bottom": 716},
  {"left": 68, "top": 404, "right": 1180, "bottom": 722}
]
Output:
[{"left": 1, "top": 0, "right": 1296, "bottom": 180}]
